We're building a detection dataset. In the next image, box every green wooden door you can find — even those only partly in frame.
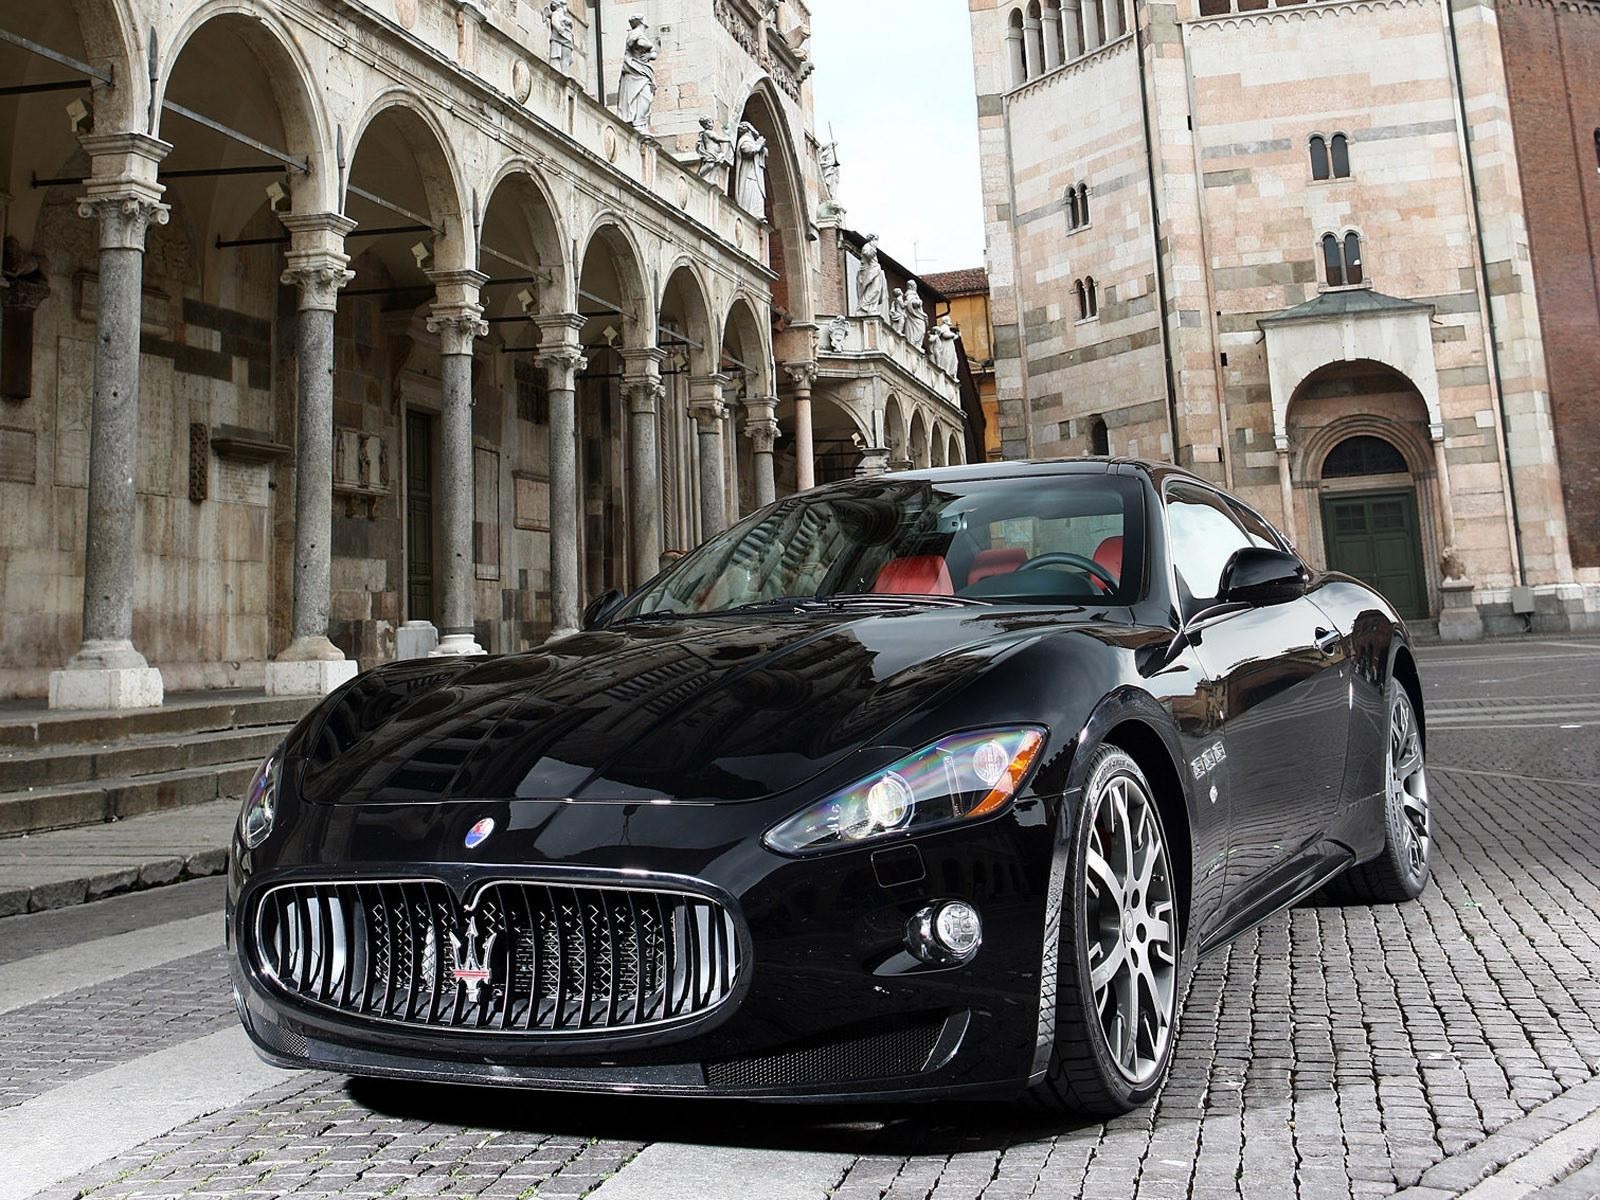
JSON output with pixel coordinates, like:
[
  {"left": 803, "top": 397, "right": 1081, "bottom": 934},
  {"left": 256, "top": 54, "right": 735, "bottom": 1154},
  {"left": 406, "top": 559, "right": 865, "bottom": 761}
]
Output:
[
  {"left": 405, "top": 409, "right": 435, "bottom": 622},
  {"left": 1321, "top": 490, "right": 1428, "bottom": 619}
]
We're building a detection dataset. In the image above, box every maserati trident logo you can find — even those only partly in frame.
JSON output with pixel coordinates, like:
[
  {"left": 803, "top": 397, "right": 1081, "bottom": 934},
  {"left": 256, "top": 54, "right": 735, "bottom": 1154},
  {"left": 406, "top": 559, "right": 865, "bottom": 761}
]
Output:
[
  {"left": 448, "top": 912, "right": 499, "bottom": 988},
  {"left": 464, "top": 817, "right": 495, "bottom": 850}
]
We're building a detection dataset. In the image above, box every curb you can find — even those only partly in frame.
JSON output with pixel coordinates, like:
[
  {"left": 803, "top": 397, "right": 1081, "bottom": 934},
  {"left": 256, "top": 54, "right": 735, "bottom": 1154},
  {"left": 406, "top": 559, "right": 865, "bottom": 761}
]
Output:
[{"left": 0, "top": 846, "right": 230, "bottom": 918}]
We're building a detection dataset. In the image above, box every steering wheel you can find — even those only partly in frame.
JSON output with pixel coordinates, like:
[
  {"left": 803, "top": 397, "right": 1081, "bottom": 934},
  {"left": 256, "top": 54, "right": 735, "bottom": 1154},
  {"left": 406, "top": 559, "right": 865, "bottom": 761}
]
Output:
[{"left": 1016, "top": 551, "right": 1120, "bottom": 591}]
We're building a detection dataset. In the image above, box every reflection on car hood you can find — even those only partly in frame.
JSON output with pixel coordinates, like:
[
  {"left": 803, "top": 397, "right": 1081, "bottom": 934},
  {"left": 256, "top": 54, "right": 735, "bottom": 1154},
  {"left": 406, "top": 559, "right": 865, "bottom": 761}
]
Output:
[{"left": 293, "top": 610, "right": 1051, "bottom": 805}]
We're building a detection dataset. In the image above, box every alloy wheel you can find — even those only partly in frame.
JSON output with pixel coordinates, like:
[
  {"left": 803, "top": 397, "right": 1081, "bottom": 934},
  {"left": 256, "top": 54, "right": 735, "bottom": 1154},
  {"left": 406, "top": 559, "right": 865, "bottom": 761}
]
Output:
[
  {"left": 1084, "top": 770, "right": 1178, "bottom": 1085},
  {"left": 1389, "top": 688, "right": 1429, "bottom": 876}
]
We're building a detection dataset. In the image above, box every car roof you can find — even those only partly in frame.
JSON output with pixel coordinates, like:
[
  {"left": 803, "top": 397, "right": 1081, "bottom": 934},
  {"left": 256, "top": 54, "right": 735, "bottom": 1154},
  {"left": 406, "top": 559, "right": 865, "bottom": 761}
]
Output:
[{"left": 884, "top": 457, "right": 1206, "bottom": 488}]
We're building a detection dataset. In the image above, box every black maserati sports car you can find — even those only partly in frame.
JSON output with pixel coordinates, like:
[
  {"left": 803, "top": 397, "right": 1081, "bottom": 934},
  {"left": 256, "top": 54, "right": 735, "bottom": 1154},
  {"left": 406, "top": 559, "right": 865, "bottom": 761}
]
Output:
[{"left": 228, "top": 459, "right": 1429, "bottom": 1114}]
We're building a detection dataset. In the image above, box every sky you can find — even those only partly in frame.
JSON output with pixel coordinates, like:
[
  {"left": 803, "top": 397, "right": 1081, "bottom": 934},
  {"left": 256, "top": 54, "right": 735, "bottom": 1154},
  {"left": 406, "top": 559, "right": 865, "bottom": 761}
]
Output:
[{"left": 806, "top": 0, "right": 987, "bottom": 276}]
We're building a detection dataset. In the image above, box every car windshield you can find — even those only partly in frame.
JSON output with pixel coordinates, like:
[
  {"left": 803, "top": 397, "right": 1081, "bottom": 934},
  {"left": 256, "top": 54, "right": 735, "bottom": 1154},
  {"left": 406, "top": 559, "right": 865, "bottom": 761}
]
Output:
[{"left": 621, "top": 473, "right": 1144, "bottom": 618}]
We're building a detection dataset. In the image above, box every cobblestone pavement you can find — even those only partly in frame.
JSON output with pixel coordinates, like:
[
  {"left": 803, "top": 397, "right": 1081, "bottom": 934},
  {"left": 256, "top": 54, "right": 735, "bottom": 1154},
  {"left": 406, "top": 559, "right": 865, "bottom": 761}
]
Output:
[{"left": 4, "top": 638, "right": 1598, "bottom": 1200}]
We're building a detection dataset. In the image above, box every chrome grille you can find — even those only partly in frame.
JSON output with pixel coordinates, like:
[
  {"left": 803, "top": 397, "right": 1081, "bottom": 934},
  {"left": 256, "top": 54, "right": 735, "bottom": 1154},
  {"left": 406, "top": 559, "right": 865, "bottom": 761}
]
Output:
[{"left": 252, "top": 880, "right": 740, "bottom": 1034}]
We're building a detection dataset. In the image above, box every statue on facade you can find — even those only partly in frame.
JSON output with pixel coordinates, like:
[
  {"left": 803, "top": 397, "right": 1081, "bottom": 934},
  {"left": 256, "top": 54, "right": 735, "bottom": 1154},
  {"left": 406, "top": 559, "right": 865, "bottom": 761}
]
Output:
[
  {"left": 855, "top": 235, "right": 888, "bottom": 319},
  {"left": 545, "top": 0, "right": 576, "bottom": 77},
  {"left": 887, "top": 287, "right": 906, "bottom": 336},
  {"left": 734, "top": 121, "right": 769, "bottom": 216},
  {"left": 819, "top": 139, "right": 841, "bottom": 205},
  {"left": 695, "top": 117, "right": 733, "bottom": 183},
  {"left": 618, "top": 16, "right": 657, "bottom": 135},
  {"left": 902, "top": 281, "right": 927, "bottom": 349},
  {"left": 929, "top": 315, "right": 961, "bottom": 376}
]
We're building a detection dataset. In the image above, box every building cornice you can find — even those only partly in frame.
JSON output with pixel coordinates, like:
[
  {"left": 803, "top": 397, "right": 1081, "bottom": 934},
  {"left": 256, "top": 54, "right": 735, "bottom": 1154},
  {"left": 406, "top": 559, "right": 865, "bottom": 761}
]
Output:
[{"left": 1183, "top": 0, "right": 1425, "bottom": 33}]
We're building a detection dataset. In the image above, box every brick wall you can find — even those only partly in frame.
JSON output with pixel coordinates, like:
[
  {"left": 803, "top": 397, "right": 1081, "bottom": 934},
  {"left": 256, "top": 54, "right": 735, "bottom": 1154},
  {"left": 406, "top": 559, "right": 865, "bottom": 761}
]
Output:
[{"left": 1497, "top": 0, "right": 1600, "bottom": 568}]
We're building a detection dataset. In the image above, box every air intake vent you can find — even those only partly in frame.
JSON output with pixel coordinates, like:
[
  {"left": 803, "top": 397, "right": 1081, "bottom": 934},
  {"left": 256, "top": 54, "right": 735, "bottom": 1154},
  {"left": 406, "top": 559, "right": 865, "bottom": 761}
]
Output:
[
  {"left": 252, "top": 879, "right": 740, "bottom": 1035},
  {"left": 705, "top": 1013, "right": 948, "bottom": 1089}
]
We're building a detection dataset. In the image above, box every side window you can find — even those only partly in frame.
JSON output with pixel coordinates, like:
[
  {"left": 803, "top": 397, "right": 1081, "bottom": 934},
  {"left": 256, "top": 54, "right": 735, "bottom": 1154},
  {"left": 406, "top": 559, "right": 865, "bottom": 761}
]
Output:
[
  {"left": 1165, "top": 483, "right": 1254, "bottom": 610},
  {"left": 1228, "top": 500, "right": 1283, "bottom": 551}
]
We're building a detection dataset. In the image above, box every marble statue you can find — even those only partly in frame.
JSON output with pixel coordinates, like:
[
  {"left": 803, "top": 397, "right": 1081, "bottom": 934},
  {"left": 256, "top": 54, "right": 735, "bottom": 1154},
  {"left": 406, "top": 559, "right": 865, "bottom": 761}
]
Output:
[
  {"left": 618, "top": 16, "right": 657, "bottom": 134},
  {"left": 887, "top": 287, "right": 906, "bottom": 336},
  {"left": 734, "top": 122, "right": 769, "bottom": 215},
  {"left": 695, "top": 117, "right": 733, "bottom": 182},
  {"left": 929, "top": 315, "right": 961, "bottom": 376},
  {"left": 855, "top": 236, "right": 888, "bottom": 319},
  {"left": 902, "top": 281, "right": 927, "bottom": 349},
  {"left": 545, "top": 0, "right": 575, "bottom": 77},
  {"left": 819, "top": 140, "right": 841, "bottom": 204}
]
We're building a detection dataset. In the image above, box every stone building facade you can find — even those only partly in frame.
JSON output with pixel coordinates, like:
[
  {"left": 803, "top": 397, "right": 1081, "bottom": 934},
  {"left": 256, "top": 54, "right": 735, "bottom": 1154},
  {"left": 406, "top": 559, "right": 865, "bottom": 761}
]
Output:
[
  {"left": 0, "top": 0, "right": 964, "bottom": 705},
  {"left": 969, "top": 0, "right": 1600, "bottom": 633}
]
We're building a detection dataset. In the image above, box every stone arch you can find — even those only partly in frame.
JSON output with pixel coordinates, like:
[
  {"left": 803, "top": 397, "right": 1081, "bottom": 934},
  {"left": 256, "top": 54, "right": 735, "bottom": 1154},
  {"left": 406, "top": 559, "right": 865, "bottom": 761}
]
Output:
[
  {"left": 731, "top": 79, "right": 813, "bottom": 325},
  {"left": 346, "top": 91, "right": 471, "bottom": 269},
  {"left": 885, "top": 397, "right": 907, "bottom": 465},
  {"left": 721, "top": 293, "right": 773, "bottom": 397},
  {"left": 153, "top": 3, "right": 335, "bottom": 213},
  {"left": 478, "top": 159, "right": 571, "bottom": 321},
  {"left": 909, "top": 410, "right": 930, "bottom": 469},
  {"left": 66, "top": 0, "right": 144, "bottom": 129},
  {"left": 948, "top": 430, "right": 964, "bottom": 466},
  {"left": 932, "top": 425, "right": 949, "bottom": 467},
  {"left": 1285, "top": 361, "right": 1442, "bottom": 617},
  {"left": 659, "top": 260, "right": 718, "bottom": 376},
  {"left": 578, "top": 215, "right": 654, "bottom": 349}
]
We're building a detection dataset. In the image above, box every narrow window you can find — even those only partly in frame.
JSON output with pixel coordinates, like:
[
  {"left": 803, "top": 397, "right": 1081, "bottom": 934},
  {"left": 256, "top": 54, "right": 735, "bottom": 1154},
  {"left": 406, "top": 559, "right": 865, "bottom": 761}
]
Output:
[
  {"left": 1322, "top": 233, "right": 1344, "bottom": 286},
  {"left": 1075, "top": 279, "right": 1088, "bottom": 320},
  {"left": 1008, "top": 10, "right": 1027, "bottom": 87},
  {"left": 1330, "top": 133, "right": 1351, "bottom": 178},
  {"left": 1090, "top": 416, "right": 1109, "bottom": 455},
  {"left": 1079, "top": 182, "right": 1090, "bottom": 225},
  {"left": 1343, "top": 231, "right": 1363, "bottom": 285},
  {"left": 1592, "top": 128, "right": 1598, "bottom": 170},
  {"left": 1086, "top": 276, "right": 1099, "bottom": 317},
  {"left": 1066, "top": 186, "right": 1080, "bottom": 229},
  {"left": 1309, "top": 135, "right": 1330, "bottom": 181}
]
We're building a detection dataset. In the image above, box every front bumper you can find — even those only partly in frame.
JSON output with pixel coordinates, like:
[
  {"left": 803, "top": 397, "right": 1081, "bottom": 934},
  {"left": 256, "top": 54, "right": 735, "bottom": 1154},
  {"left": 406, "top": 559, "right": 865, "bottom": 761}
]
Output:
[{"left": 228, "top": 792, "right": 1060, "bottom": 1102}]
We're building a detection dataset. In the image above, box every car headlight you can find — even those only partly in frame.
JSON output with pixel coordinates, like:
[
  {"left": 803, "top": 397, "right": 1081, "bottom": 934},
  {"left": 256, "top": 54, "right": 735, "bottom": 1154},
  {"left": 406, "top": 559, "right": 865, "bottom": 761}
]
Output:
[
  {"left": 238, "top": 750, "right": 282, "bottom": 850},
  {"left": 764, "top": 727, "right": 1046, "bottom": 855}
]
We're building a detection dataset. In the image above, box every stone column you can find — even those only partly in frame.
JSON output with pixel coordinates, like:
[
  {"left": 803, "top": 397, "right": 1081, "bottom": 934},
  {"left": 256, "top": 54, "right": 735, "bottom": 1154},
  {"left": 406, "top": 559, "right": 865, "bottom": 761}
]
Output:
[
  {"left": 537, "top": 314, "right": 587, "bottom": 637},
  {"left": 1042, "top": 5, "right": 1063, "bottom": 69},
  {"left": 783, "top": 361, "right": 818, "bottom": 491},
  {"left": 690, "top": 374, "right": 731, "bottom": 540},
  {"left": 621, "top": 348, "right": 667, "bottom": 588},
  {"left": 1430, "top": 422, "right": 1458, "bottom": 558},
  {"left": 265, "top": 214, "right": 359, "bottom": 697},
  {"left": 49, "top": 133, "right": 170, "bottom": 711},
  {"left": 1063, "top": 0, "right": 1084, "bottom": 58},
  {"left": 426, "top": 269, "right": 490, "bottom": 657},
  {"left": 1274, "top": 434, "right": 1299, "bottom": 547},
  {"left": 743, "top": 395, "right": 780, "bottom": 509},
  {"left": 1082, "top": 0, "right": 1102, "bottom": 51}
]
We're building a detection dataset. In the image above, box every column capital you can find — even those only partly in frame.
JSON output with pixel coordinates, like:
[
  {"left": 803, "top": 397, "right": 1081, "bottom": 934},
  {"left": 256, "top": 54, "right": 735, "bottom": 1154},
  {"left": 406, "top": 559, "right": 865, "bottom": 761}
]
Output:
[
  {"left": 620, "top": 346, "right": 669, "bottom": 374},
  {"left": 690, "top": 395, "right": 729, "bottom": 431},
  {"left": 621, "top": 346, "right": 668, "bottom": 415},
  {"left": 742, "top": 394, "right": 779, "bottom": 423},
  {"left": 538, "top": 346, "right": 588, "bottom": 391},
  {"left": 743, "top": 399, "right": 781, "bottom": 454},
  {"left": 76, "top": 132, "right": 172, "bottom": 252},
  {"left": 427, "top": 305, "right": 488, "bottom": 356},
  {"left": 535, "top": 311, "right": 587, "bottom": 345},
  {"left": 1429, "top": 421, "right": 1446, "bottom": 443},
  {"left": 782, "top": 360, "right": 819, "bottom": 392},
  {"left": 281, "top": 214, "right": 357, "bottom": 313},
  {"left": 1273, "top": 434, "right": 1291, "bottom": 455}
]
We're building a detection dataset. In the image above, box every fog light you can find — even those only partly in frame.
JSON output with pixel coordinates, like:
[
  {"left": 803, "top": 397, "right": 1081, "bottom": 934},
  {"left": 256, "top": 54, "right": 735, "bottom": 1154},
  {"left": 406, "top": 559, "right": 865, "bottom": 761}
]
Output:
[{"left": 906, "top": 900, "right": 983, "bottom": 965}]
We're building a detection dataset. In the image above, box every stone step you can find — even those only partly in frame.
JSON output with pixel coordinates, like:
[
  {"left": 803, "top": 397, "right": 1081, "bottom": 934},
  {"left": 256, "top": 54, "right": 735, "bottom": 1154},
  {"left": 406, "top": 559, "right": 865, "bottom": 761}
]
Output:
[
  {"left": 0, "top": 759, "right": 260, "bottom": 839},
  {"left": 0, "top": 724, "right": 292, "bottom": 794},
  {"left": 0, "top": 691, "right": 317, "bottom": 753}
]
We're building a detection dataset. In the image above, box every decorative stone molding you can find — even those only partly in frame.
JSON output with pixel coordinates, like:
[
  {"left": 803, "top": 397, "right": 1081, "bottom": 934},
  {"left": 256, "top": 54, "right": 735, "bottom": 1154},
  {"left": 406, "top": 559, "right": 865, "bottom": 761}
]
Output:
[
  {"left": 77, "top": 194, "right": 170, "bottom": 253},
  {"left": 537, "top": 346, "right": 588, "bottom": 390},
  {"left": 280, "top": 213, "right": 357, "bottom": 312},
  {"left": 743, "top": 396, "right": 781, "bottom": 453},
  {"left": 427, "top": 307, "right": 489, "bottom": 356},
  {"left": 715, "top": 0, "right": 761, "bottom": 57},
  {"left": 690, "top": 396, "right": 729, "bottom": 430},
  {"left": 620, "top": 345, "right": 668, "bottom": 414},
  {"left": 75, "top": 132, "right": 172, "bottom": 252},
  {"left": 782, "top": 360, "right": 819, "bottom": 391}
]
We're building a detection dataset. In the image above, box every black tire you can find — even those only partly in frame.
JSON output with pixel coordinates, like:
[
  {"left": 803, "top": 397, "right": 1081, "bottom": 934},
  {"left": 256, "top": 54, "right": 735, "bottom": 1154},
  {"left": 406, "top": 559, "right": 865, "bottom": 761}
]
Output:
[
  {"left": 1322, "top": 677, "right": 1430, "bottom": 905},
  {"left": 1028, "top": 744, "right": 1182, "bottom": 1115}
]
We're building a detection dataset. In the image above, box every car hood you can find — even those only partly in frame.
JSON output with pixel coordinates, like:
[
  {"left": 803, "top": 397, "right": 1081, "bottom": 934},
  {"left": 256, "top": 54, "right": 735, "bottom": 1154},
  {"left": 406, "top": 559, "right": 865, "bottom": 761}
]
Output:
[{"left": 291, "top": 609, "right": 1055, "bottom": 806}]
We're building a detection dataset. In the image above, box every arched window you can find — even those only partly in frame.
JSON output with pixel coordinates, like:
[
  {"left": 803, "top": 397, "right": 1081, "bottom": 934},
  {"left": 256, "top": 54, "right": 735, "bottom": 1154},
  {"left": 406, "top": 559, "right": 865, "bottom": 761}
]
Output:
[
  {"left": 1008, "top": 9, "right": 1027, "bottom": 87},
  {"left": 1090, "top": 416, "right": 1110, "bottom": 456},
  {"left": 1323, "top": 435, "right": 1408, "bottom": 479},
  {"left": 1085, "top": 276, "right": 1099, "bottom": 317},
  {"left": 1330, "top": 133, "right": 1351, "bottom": 178},
  {"left": 1309, "top": 134, "right": 1330, "bottom": 181},
  {"left": 1321, "top": 232, "right": 1363, "bottom": 286},
  {"left": 1075, "top": 279, "right": 1088, "bottom": 320},
  {"left": 1079, "top": 182, "right": 1090, "bottom": 225},
  {"left": 1343, "top": 231, "right": 1363, "bottom": 284},
  {"left": 1066, "top": 186, "right": 1081, "bottom": 229}
]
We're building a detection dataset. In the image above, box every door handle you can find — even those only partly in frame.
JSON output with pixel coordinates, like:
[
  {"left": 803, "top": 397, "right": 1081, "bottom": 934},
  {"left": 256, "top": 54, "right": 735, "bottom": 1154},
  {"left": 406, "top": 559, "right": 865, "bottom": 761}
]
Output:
[{"left": 1314, "top": 627, "right": 1342, "bottom": 655}]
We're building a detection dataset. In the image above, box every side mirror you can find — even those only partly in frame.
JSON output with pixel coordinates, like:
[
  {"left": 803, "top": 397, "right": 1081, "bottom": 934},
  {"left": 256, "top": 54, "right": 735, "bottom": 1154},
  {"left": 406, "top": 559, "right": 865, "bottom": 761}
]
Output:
[
  {"left": 1219, "top": 547, "right": 1306, "bottom": 605},
  {"left": 581, "top": 588, "right": 626, "bottom": 630}
]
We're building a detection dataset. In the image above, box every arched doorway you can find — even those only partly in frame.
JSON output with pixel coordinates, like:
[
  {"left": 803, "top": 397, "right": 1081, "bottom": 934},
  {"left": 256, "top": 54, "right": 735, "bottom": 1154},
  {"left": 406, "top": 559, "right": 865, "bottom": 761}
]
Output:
[
  {"left": 658, "top": 264, "right": 717, "bottom": 557},
  {"left": 1317, "top": 435, "right": 1428, "bottom": 620},
  {"left": 1286, "top": 361, "right": 1438, "bottom": 620}
]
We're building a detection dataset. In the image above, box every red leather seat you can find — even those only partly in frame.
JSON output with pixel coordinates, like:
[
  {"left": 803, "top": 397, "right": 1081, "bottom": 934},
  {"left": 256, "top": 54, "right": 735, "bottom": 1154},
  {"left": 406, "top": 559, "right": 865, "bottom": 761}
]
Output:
[
  {"left": 1092, "top": 535, "right": 1124, "bottom": 592},
  {"left": 872, "top": 556, "right": 955, "bottom": 596},
  {"left": 968, "top": 547, "right": 1028, "bottom": 585}
]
